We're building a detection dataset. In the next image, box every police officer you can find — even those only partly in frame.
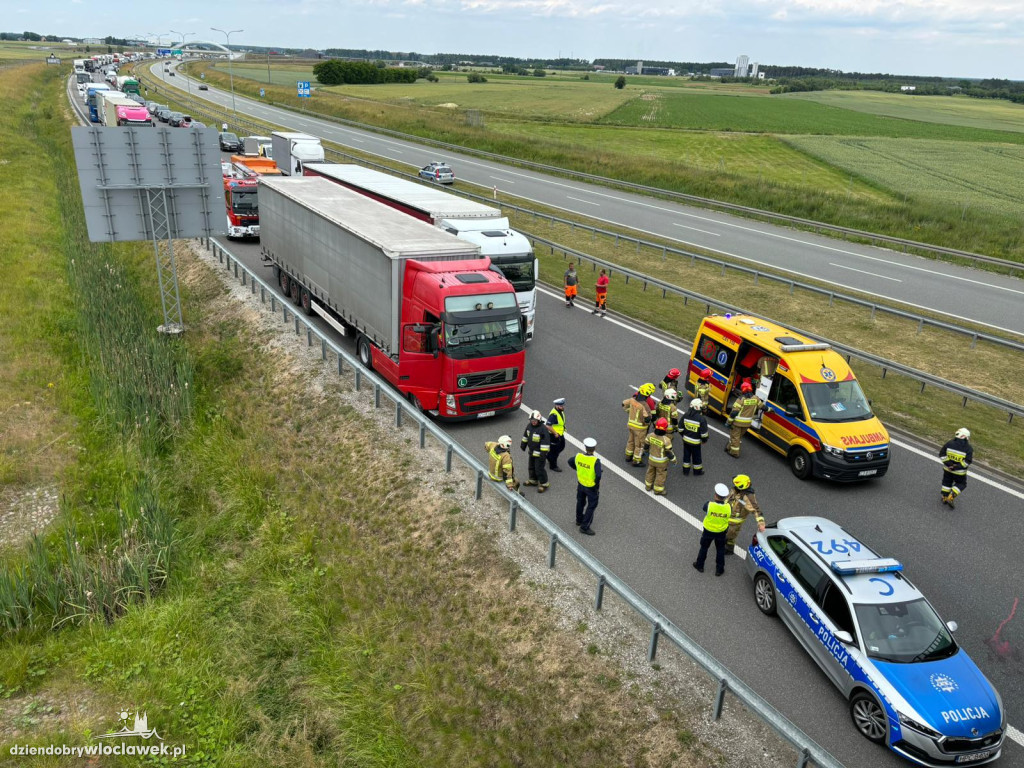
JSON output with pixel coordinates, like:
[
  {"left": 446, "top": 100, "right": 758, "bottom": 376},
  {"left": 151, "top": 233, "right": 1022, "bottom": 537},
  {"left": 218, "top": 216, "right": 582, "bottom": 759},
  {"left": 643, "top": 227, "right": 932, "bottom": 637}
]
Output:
[
  {"left": 725, "top": 474, "right": 765, "bottom": 553},
  {"left": 939, "top": 428, "right": 973, "bottom": 508},
  {"left": 655, "top": 388, "right": 680, "bottom": 436},
  {"left": 679, "top": 398, "right": 709, "bottom": 475},
  {"left": 520, "top": 410, "right": 551, "bottom": 492},
  {"left": 660, "top": 368, "right": 681, "bottom": 393},
  {"left": 693, "top": 483, "right": 731, "bottom": 576},
  {"left": 694, "top": 369, "right": 713, "bottom": 412},
  {"left": 546, "top": 398, "right": 567, "bottom": 472},
  {"left": 485, "top": 435, "right": 520, "bottom": 494},
  {"left": 725, "top": 381, "right": 760, "bottom": 458},
  {"left": 623, "top": 384, "right": 654, "bottom": 466},
  {"left": 569, "top": 437, "right": 602, "bottom": 535},
  {"left": 644, "top": 418, "right": 676, "bottom": 495}
]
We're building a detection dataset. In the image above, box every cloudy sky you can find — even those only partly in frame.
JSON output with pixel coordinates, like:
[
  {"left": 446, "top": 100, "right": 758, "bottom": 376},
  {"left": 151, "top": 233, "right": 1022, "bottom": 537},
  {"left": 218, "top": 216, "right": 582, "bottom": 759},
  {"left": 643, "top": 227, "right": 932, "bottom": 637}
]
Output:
[{"left": 19, "top": 0, "right": 1024, "bottom": 79}]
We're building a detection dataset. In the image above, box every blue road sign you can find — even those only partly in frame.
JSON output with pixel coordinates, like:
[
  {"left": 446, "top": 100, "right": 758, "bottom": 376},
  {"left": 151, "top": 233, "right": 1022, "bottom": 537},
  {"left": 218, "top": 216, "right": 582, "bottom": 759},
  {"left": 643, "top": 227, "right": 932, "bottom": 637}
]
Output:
[
  {"left": 297, "top": 80, "right": 311, "bottom": 98},
  {"left": 259, "top": 88, "right": 265, "bottom": 97}
]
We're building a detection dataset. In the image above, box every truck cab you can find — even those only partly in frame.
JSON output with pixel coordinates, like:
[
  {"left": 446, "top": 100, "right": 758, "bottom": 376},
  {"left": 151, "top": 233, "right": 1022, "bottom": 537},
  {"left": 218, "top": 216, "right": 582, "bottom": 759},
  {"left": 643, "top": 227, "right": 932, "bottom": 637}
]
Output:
[{"left": 223, "top": 177, "right": 260, "bottom": 239}]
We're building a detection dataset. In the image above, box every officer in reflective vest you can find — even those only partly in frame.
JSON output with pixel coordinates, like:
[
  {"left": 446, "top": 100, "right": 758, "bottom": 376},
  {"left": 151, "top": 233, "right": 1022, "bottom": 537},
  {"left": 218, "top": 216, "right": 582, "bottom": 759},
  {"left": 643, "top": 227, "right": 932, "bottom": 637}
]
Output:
[
  {"left": 623, "top": 384, "right": 654, "bottom": 466},
  {"left": 725, "top": 382, "right": 761, "bottom": 458},
  {"left": 679, "top": 398, "right": 709, "bottom": 475},
  {"left": 939, "top": 427, "right": 973, "bottom": 508},
  {"left": 644, "top": 418, "right": 676, "bottom": 495},
  {"left": 569, "top": 438, "right": 602, "bottom": 535},
  {"left": 655, "top": 388, "right": 680, "bottom": 435},
  {"left": 486, "top": 435, "right": 520, "bottom": 494},
  {"left": 520, "top": 410, "right": 551, "bottom": 492},
  {"left": 693, "top": 483, "right": 731, "bottom": 576},
  {"left": 725, "top": 474, "right": 765, "bottom": 552},
  {"left": 546, "top": 398, "right": 567, "bottom": 472}
]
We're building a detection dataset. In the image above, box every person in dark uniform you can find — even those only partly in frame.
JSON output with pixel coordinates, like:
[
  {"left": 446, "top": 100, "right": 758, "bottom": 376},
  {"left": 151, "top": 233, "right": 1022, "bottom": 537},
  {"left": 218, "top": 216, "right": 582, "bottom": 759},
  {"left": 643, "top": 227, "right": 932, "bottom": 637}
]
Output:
[
  {"left": 520, "top": 410, "right": 551, "bottom": 492},
  {"left": 569, "top": 437, "right": 602, "bottom": 535},
  {"left": 693, "top": 484, "right": 731, "bottom": 576},
  {"left": 939, "top": 428, "right": 973, "bottom": 508},
  {"left": 546, "top": 398, "right": 567, "bottom": 472}
]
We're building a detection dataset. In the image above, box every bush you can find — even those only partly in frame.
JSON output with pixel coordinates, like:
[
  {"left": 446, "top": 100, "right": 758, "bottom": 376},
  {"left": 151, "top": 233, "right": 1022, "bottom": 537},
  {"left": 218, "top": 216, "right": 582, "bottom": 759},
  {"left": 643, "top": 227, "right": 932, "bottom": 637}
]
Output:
[
  {"left": 614, "top": 75, "right": 626, "bottom": 89},
  {"left": 532, "top": 68, "right": 547, "bottom": 77},
  {"left": 312, "top": 60, "right": 418, "bottom": 85},
  {"left": 467, "top": 72, "right": 487, "bottom": 83}
]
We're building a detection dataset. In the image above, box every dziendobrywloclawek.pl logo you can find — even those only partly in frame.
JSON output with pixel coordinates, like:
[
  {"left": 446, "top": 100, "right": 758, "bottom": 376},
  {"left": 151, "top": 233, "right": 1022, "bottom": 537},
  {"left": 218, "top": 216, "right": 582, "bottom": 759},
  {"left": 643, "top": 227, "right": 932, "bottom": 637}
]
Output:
[{"left": 8, "top": 709, "right": 187, "bottom": 759}]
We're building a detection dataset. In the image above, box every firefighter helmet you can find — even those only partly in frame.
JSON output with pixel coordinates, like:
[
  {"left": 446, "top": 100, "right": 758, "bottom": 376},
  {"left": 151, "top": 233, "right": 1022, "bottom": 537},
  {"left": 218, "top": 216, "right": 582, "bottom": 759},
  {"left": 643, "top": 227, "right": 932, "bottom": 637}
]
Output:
[
  {"left": 655, "top": 417, "right": 669, "bottom": 430},
  {"left": 638, "top": 383, "right": 656, "bottom": 397},
  {"left": 699, "top": 369, "right": 713, "bottom": 380},
  {"left": 733, "top": 474, "right": 751, "bottom": 490},
  {"left": 955, "top": 428, "right": 971, "bottom": 440},
  {"left": 668, "top": 368, "right": 680, "bottom": 379},
  {"left": 741, "top": 381, "right": 753, "bottom": 393},
  {"left": 663, "top": 388, "right": 678, "bottom": 402},
  {"left": 530, "top": 410, "right": 543, "bottom": 421},
  {"left": 690, "top": 398, "right": 703, "bottom": 410},
  {"left": 497, "top": 435, "right": 513, "bottom": 449}
]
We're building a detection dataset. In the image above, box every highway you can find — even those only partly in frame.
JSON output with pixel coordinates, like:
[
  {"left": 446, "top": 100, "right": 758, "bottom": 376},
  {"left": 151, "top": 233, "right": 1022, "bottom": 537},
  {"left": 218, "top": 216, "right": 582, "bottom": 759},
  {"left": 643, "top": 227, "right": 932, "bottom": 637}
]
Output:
[
  {"left": 81, "top": 67, "right": 1024, "bottom": 766},
  {"left": 150, "top": 61, "right": 1024, "bottom": 337}
]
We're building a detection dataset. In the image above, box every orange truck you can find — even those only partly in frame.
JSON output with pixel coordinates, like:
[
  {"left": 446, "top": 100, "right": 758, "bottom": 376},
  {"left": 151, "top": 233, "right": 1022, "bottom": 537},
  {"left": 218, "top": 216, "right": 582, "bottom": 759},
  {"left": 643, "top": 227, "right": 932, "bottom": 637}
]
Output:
[{"left": 230, "top": 156, "right": 283, "bottom": 178}]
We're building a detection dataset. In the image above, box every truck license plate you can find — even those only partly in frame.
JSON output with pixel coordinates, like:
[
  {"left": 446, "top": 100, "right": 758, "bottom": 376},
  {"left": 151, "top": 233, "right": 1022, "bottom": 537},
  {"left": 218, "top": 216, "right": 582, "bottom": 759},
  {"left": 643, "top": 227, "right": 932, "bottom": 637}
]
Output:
[
  {"left": 858, "top": 469, "right": 878, "bottom": 477},
  {"left": 476, "top": 411, "right": 496, "bottom": 419},
  {"left": 956, "top": 751, "right": 992, "bottom": 764}
]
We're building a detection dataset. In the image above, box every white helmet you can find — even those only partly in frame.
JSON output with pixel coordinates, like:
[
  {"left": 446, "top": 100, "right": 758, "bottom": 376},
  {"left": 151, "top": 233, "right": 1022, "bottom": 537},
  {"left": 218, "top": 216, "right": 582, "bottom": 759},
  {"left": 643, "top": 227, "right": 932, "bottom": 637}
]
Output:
[
  {"left": 955, "top": 428, "right": 971, "bottom": 440},
  {"left": 530, "top": 410, "right": 543, "bottom": 421},
  {"left": 583, "top": 437, "right": 598, "bottom": 449},
  {"left": 663, "top": 388, "right": 678, "bottom": 402},
  {"left": 497, "top": 435, "right": 512, "bottom": 449},
  {"left": 690, "top": 398, "right": 703, "bottom": 410},
  {"left": 714, "top": 483, "right": 730, "bottom": 498}
]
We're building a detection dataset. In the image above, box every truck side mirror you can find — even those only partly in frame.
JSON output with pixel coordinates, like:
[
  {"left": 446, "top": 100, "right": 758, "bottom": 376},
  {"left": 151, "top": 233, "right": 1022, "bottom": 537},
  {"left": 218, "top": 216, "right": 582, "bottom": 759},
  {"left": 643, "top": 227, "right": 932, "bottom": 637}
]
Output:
[{"left": 429, "top": 326, "right": 440, "bottom": 358}]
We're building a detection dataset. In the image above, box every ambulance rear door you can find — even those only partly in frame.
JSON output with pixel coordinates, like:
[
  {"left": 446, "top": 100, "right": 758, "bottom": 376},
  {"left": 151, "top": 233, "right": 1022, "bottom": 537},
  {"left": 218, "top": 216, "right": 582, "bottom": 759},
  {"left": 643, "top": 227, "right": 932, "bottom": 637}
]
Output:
[{"left": 690, "top": 326, "right": 738, "bottom": 415}]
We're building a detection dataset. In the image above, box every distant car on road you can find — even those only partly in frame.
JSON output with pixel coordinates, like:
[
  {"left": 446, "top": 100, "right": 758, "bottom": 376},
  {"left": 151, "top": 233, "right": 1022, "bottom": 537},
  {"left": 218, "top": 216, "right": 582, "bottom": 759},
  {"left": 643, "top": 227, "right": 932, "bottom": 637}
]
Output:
[
  {"left": 167, "top": 112, "right": 189, "bottom": 127},
  {"left": 218, "top": 132, "right": 242, "bottom": 152},
  {"left": 198, "top": 84, "right": 208, "bottom": 90},
  {"left": 747, "top": 516, "right": 1005, "bottom": 767},
  {"left": 146, "top": 102, "right": 165, "bottom": 115},
  {"left": 168, "top": 71, "right": 175, "bottom": 77},
  {"left": 419, "top": 161, "right": 455, "bottom": 185},
  {"left": 156, "top": 108, "right": 173, "bottom": 123}
]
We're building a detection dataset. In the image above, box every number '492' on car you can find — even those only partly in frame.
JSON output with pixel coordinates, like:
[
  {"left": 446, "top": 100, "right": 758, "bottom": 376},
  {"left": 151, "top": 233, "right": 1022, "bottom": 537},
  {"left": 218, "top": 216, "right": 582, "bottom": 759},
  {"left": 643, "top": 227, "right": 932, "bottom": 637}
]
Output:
[{"left": 746, "top": 516, "right": 1005, "bottom": 767}]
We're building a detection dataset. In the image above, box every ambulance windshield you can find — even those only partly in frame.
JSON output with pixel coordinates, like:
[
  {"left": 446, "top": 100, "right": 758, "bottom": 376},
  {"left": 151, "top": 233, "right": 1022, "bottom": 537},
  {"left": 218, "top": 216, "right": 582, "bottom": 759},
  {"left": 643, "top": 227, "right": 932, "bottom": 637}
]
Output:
[{"left": 801, "top": 381, "right": 873, "bottom": 423}]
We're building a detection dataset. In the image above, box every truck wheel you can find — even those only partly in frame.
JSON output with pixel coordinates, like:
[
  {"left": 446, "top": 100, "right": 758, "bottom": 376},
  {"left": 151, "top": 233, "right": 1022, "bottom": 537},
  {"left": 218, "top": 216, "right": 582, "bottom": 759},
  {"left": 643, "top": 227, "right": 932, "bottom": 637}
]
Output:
[
  {"left": 357, "top": 336, "right": 373, "bottom": 370},
  {"left": 300, "top": 287, "right": 313, "bottom": 316},
  {"left": 789, "top": 447, "right": 812, "bottom": 480},
  {"left": 289, "top": 277, "right": 301, "bottom": 306},
  {"left": 279, "top": 271, "right": 290, "bottom": 295}
]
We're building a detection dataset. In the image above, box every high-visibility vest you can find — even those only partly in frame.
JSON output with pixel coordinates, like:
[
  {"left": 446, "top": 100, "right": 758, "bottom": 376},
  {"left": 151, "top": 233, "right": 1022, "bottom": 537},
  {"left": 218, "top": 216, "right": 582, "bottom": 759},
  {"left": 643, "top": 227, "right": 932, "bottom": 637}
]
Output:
[
  {"left": 645, "top": 433, "right": 672, "bottom": 464},
  {"left": 695, "top": 381, "right": 711, "bottom": 405},
  {"left": 732, "top": 396, "right": 761, "bottom": 426},
  {"left": 624, "top": 397, "right": 650, "bottom": 429},
  {"left": 942, "top": 447, "right": 969, "bottom": 475},
  {"left": 487, "top": 443, "right": 513, "bottom": 483},
  {"left": 703, "top": 501, "right": 731, "bottom": 533},
  {"left": 548, "top": 408, "right": 565, "bottom": 437},
  {"left": 655, "top": 401, "right": 678, "bottom": 432},
  {"left": 574, "top": 453, "right": 598, "bottom": 487}
]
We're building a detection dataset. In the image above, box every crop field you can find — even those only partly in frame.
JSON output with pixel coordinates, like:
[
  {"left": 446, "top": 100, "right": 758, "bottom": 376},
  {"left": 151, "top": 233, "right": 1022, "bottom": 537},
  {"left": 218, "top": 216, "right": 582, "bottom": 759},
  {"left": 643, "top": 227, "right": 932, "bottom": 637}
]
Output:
[
  {"left": 783, "top": 135, "right": 1024, "bottom": 220},
  {"left": 599, "top": 90, "right": 1024, "bottom": 142},
  {"left": 784, "top": 90, "right": 1024, "bottom": 134}
]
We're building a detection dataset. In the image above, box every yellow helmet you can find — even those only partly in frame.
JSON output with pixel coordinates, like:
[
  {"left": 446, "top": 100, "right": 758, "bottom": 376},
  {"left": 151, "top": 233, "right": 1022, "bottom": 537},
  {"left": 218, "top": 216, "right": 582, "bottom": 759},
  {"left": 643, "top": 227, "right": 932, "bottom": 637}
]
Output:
[
  {"left": 733, "top": 474, "right": 751, "bottom": 490},
  {"left": 638, "top": 383, "right": 656, "bottom": 397}
]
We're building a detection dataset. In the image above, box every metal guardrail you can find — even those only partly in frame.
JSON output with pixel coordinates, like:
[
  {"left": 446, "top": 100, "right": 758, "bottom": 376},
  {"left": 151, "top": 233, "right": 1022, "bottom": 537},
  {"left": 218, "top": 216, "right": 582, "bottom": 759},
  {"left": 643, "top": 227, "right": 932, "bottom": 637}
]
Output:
[
  {"left": 202, "top": 235, "right": 844, "bottom": 768},
  {"left": 141, "top": 79, "right": 1024, "bottom": 422}
]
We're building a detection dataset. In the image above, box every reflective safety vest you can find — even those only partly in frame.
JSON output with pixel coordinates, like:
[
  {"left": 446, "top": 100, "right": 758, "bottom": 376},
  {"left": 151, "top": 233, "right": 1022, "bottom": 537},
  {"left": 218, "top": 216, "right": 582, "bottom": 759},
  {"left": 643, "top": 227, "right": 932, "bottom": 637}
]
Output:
[
  {"left": 681, "top": 411, "right": 708, "bottom": 445},
  {"left": 703, "top": 501, "right": 731, "bottom": 533},
  {"left": 731, "top": 396, "right": 761, "bottom": 426},
  {"left": 548, "top": 408, "right": 565, "bottom": 437},
  {"left": 645, "top": 432, "right": 673, "bottom": 464},
  {"left": 574, "top": 453, "right": 598, "bottom": 487},
  {"left": 623, "top": 397, "right": 651, "bottom": 429},
  {"left": 486, "top": 442, "right": 515, "bottom": 483},
  {"left": 942, "top": 447, "right": 969, "bottom": 475},
  {"left": 695, "top": 381, "right": 711, "bottom": 406},
  {"left": 655, "top": 401, "right": 678, "bottom": 433}
]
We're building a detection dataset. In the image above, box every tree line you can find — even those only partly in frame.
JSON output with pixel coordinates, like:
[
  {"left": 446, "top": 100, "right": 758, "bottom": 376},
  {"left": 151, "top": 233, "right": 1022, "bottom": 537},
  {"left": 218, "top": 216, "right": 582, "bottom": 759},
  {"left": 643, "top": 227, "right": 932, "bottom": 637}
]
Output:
[{"left": 312, "top": 60, "right": 421, "bottom": 85}]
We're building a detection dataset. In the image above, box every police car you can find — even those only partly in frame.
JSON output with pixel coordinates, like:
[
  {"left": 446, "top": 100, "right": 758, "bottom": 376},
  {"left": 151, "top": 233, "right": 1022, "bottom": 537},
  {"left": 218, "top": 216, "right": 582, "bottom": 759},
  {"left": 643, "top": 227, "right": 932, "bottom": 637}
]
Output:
[{"left": 746, "top": 517, "right": 1004, "bottom": 766}]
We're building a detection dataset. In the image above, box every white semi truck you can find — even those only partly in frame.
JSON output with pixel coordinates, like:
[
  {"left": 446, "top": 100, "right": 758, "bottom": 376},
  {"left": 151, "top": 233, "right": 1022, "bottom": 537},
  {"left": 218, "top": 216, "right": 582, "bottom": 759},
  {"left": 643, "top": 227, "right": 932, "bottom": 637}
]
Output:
[{"left": 271, "top": 132, "right": 325, "bottom": 175}]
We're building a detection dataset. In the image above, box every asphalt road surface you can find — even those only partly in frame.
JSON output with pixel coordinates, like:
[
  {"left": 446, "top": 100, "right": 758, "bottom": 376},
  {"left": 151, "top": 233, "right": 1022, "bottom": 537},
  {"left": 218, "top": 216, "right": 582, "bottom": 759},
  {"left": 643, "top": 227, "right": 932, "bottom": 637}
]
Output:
[{"left": 152, "top": 61, "right": 1024, "bottom": 337}]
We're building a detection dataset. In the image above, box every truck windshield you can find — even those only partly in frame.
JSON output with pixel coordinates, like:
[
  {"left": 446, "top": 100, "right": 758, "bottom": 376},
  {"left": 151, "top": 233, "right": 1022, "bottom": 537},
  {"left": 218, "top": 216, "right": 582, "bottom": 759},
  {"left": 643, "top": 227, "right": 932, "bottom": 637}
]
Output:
[
  {"left": 76, "top": 72, "right": 91, "bottom": 83},
  {"left": 231, "top": 191, "right": 258, "bottom": 213},
  {"left": 491, "top": 256, "right": 535, "bottom": 293},
  {"left": 854, "top": 599, "right": 957, "bottom": 663},
  {"left": 800, "top": 380, "right": 873, "bottom": 423},
  {"left": 443, "top": 316, "right": 524, "bottom": 359}
]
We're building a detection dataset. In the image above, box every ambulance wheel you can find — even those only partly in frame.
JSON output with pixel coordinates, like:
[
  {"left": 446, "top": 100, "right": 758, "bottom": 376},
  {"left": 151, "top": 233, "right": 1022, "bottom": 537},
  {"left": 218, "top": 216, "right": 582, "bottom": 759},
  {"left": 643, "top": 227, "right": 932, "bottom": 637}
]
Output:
[
  {"left": 789, "top": 447, "right": 812, "bottom": 480},
  {"left": 357, "top": 336, "right": 373, "bottom": 370},
  {"left": 850, "top": 691, "right": 887, "bottom": 744},
  {"left": 753, "top": 573, "right": 777, "bottom": 616}
]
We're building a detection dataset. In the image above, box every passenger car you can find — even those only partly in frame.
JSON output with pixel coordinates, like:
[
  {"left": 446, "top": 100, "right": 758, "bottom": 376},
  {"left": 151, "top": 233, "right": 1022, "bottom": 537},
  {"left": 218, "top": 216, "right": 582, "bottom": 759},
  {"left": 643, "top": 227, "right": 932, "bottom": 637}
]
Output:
[
  {"left": 156, "top": 108, "right": 173, "bottom": 123},
  {"left": 746, "top": 517, "right": 1004, "bottom": 766},
  {"left": 418, "top": 162, "right": 455, "bottom": 184},
  {"left": 198, "top": 83, "right": 208, "bottom": 90},
  {"left": 218, "top": 132, "right": 242, "bottom": 152},
  {"left": 146, "top": 102, "right": 166, "bottom": 115},
  {"left": 169, "top": 114, "right": 192, "bottom": 127}
]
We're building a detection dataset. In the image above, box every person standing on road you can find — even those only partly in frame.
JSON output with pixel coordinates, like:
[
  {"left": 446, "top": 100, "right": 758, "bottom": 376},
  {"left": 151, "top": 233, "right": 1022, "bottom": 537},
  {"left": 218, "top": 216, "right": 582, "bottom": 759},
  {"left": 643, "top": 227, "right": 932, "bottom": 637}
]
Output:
[
  {"left": 660, "top": 368, "right": 681, "bottom": 393},
  {"left": 654, "top": 388, "right": 680, "bottom": 437},
  {"left": 546, "top": 398, "right": 567, "bottom": 472},
  {"left": 725, "top": 381, "right": 760, "bottom": 458},
  {"left": 679, "top": 398, "right": 709, "bottom": 476},
  {"left": 592, "top": 269, "right": 609, "bottom": 316},
  {"left": 569, "top": 437, "right": 602, "bottom": 535},
  {"left": 939, "top": 428, "right": 973, "bottom": 508},
  {"left": 694, "top": 369, "right": 713, "bottom": 413},
  {"left": 623, "top": 384, "right": 654, "bottom": 466},
  {"left": 521, "top": 410, "right": 551, "bottom": 492},
  {"left": 693, "top": 483, "right": 732, "bottom": 577},
  {"left": 725, "top": 474, "right": 765, "bottom": 553},
  {"left": 485, "top": 435, "right": 520, "bottom": 494},
  {"left": 564, "top": 263, "right": 578, "bottom": 307},
  {"left": 644, "top": 418, "right": 676, "bottom": 495}
]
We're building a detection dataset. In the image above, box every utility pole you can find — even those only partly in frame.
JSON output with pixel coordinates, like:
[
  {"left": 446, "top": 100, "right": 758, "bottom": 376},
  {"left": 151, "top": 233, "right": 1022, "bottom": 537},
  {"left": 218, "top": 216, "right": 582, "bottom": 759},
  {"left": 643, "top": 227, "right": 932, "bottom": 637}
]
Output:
[
  {"left": 170, "top": 30, "right": 195, "bottom": 96},
  {"left": 211, "top": 27, "right": 243, "bottom": 115}
]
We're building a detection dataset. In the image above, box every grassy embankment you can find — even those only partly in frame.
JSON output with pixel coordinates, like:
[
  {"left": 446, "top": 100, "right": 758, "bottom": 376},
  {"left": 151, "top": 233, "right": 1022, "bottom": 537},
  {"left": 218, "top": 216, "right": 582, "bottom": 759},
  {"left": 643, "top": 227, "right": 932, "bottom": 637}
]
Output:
[
  {"left": 192, "top": 60, "right": 1024, "bottom": 261},
  {"left": 1, "top": 63, "right": 744, "bottom": 767},
  {"left": 140, "top": 70, "right": 1024, "bottom": 476}
]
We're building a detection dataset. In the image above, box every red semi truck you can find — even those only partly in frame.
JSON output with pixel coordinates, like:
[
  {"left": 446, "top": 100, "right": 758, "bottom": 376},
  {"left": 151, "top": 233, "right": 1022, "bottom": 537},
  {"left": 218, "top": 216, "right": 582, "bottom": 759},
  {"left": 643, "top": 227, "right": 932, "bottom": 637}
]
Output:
[{"left": 258, "top": 176, "right": 526, "bottom": 419}]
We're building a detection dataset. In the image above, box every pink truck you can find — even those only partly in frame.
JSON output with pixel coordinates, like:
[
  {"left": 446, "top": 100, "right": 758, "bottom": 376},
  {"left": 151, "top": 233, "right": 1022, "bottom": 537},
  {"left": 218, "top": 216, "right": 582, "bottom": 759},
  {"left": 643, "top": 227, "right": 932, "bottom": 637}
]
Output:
[{"left": 99, "top": 92, "right": 153, "bottom": 127}]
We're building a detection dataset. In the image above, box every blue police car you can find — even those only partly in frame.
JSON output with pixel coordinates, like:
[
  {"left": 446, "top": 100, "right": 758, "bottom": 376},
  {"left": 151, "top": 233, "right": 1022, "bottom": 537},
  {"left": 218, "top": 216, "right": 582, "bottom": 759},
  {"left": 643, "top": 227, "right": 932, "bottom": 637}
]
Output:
[{"left": 746, "top": 517, "right": 1004, "bottom": 766}]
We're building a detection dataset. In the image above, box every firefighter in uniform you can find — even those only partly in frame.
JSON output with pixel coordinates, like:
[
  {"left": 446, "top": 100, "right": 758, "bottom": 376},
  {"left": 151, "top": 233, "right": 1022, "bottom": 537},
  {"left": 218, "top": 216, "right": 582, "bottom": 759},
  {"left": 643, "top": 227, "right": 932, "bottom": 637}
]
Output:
[
  {"left": 679, "top": 398, "right": 709, "bottom": 475},
  {"left": 485, "top": 435, "right": 520, "bottom": 494},
  {"left": 655, "top": 388, "right": 680, "bottom": 436},
  {"left": 660, "top": 368, "right": 681, "bottom": 393},
  {"left": 939, "top": 428, "right": 973, "bottom": 508},
  {"left": 520, "top": 410, "right": 551, "bottom": 492},
  {"left": 725, "top": 474, "right": 765, "bottom": 553},
  {"left": 623, "top": 383, "right": 655, "bottom": 466},
  {"left": 569, "top": 437, "right": 601, "bottom": 535},
  {"left": 694, "top": 369, "right": 713, "bottom": 413},
  {"left": 693, "top": 483, "right": 731, "bottom": 576},
  {"left": 546, "top": 398, "right": 567, "bottom": 472},
  {"left": 644, "top": 418, "right": 676, "bottom": 495},
  {"left": 725, "top": 381, "right": 761, "bottom": 458}
]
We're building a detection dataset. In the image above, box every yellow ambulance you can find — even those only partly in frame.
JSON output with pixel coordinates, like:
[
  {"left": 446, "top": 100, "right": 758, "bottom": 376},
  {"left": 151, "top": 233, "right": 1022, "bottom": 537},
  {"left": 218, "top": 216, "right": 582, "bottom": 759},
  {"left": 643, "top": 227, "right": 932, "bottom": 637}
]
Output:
[{"left": 686, "top": 314, "right": 890, "bottom": 481}]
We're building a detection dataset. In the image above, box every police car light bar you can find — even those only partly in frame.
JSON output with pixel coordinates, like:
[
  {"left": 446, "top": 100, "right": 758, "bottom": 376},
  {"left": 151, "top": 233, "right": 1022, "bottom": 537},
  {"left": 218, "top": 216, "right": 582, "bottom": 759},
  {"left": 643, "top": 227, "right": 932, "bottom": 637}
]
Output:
[
  {"left": 831, "top": 558, "right": 903, "bottom": 575},
  {"left": 779, "top": 343, "right": 832, "bottom": 353}
]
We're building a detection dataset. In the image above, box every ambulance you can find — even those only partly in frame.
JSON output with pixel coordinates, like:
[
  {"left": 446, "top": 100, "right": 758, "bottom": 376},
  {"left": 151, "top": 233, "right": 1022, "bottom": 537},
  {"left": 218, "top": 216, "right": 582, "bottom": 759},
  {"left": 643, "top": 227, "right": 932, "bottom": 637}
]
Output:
[{"left": 686, "top": 315, "right": 890, "bottom": 481}]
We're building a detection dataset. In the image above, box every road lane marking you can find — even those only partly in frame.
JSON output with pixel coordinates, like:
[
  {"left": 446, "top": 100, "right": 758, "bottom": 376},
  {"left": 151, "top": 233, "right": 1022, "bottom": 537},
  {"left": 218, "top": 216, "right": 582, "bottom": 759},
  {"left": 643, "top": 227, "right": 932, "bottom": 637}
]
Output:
[
  {"left": 674, "top": 223, "right": 721, "bottom": 237},
  {"left": 1007, "top": 724, "right": 1023, "bottom": 747},
  {"left": 829, "top": 263, "right": 903, "bottom": 282},
  {"left": 566, "top": 196, "right": 600, "bottom": 206},
  {"left": 491, "top": 176, "right": 515, "bottom": 184}
]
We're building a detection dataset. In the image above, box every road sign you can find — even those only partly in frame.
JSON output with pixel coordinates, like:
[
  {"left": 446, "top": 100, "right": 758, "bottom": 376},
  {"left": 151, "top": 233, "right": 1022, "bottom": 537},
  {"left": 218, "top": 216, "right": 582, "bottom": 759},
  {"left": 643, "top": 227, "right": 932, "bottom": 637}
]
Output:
[
  {"left": 259, "top": 88, "right": 265, "bottom": 98},
  {"left": 297, "top": 80, "right": 311, "bottom": 98}
]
